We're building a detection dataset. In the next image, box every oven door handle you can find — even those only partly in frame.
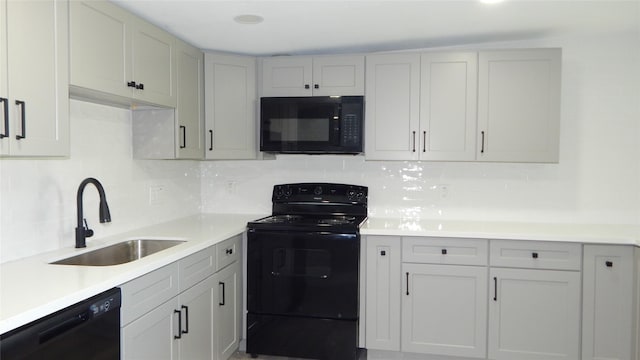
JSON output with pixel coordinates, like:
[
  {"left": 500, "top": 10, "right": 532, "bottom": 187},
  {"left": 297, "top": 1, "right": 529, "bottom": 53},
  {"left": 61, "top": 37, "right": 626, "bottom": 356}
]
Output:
[{"left": 270, "top": 271, "right": 329, "bottom": 279}]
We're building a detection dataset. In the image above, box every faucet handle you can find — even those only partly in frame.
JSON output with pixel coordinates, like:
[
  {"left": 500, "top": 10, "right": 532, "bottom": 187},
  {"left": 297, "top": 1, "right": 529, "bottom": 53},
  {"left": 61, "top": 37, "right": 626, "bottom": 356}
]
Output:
[{"left": 83, "top": 219, "right": 94, "bottom": 238}]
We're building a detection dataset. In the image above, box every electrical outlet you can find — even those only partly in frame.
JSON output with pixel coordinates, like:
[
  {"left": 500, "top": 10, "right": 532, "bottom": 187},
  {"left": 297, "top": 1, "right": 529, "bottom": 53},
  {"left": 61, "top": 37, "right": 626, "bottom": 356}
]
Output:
[{"left": 149, "top": 184, "right": 165, "bottom": 204}]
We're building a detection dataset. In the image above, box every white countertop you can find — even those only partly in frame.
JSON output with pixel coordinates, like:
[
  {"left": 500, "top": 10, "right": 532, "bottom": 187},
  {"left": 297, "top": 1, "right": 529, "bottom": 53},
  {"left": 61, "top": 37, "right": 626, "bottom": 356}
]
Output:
[
  {"left": 0, "top": 213, "right": 262, "bottom": 334},
  {"left": 2, "top": 213, "right": 638, "bottom": 334},
  {"left": 362, "top": 217, "right": 640, "bottom": 245}
]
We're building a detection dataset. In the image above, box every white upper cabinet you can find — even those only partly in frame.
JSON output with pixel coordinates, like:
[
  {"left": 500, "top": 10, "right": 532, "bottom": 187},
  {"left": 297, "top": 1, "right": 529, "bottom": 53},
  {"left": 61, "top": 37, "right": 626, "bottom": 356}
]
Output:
[
  {"left": 175, "top": 40, "right": 204, "bottom": 159},
  {"left": 420, "top": 52, "right": 477, "bottom": 161},
  {"left": 69, "top": 0, "right": 176, "bottom": 108},
  {"left": 0, "top": 0, "right": 69, "bottom": 157},
  {"left": 204, "top": 53, "right": 257, "bottom": 160},
  {"left": 477, "top": 49, "right": 561, "bottom": 163},
  {"left": 261, "top": 55, "right": 364, "bottom": 97},
  {"left": 365, "top": 52, "right": 477, "bottom": 161},
  {"left": 365, "top": 53, "right": 421, "bottom": 160}
]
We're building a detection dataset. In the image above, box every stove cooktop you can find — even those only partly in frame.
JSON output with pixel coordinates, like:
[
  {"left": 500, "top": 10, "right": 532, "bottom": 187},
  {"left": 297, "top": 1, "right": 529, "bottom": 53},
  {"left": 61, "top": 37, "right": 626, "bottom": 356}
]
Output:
[{"left": 248, "top": 214, "right": 367, "bottom": 232}]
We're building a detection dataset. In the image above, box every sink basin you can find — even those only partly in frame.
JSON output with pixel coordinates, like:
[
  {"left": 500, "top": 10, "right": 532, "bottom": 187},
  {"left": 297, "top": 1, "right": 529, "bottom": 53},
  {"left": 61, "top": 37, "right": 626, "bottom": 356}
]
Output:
[{"left": 51, "top": 239, "right": 185, "bottom": 266}]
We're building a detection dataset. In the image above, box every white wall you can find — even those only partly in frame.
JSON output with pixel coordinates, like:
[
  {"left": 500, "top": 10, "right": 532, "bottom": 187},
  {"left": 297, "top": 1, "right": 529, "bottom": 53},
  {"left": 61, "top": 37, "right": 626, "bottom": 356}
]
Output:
[
  {"left": 0, "top": 100, "right": 201, "bottom": 263},
  {"left": 201, "top": 30, "right": 640, "bottom": 226}
]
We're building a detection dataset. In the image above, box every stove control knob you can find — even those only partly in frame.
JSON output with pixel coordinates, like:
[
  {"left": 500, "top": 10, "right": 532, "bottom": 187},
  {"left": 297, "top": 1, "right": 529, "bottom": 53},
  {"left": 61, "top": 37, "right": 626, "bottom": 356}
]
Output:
[
  {"left": 347, "top": 190, "right": 356, "bottom": 200},
  {"left": 284, "top": 186, "right": 293, "bottom": 197},
  {"left": 314, "top": 186, "right": 323, "bottom": 196},
  {"left": 356, "top": 192, "right": 364, "bottom": 200},
  {"left": 274, "top": 186, "right": 284, "bottom": 199}
]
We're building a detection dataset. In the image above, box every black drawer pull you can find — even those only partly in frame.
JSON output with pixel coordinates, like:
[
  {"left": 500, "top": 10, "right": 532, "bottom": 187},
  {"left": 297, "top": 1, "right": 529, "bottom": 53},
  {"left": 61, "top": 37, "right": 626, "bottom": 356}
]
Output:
[
  {"left": 181, "top": 305, "right": 189, "bottom": 334},
  {"left": 219, "top": 281, "right": 226, "bottom": 306},
  {"left": 127, "top": 81, "right": 137, "bottom": 88},
  {"left": 226, "top": 248, "right": 233, "bottom": 255},
  {"left": 532, "top": 252, "right": 539, "bottom": 259},
  {"left": 174, "top": 309, "right": 182, "bottom": 339},
  {"left": 0, "top": 97, "right": 8, "bottom": 138},
  {"left": 606, "top": 261, "right": 613, "bottom": 267},
  {"left": 209, "top": 129, "right": 213, "bottom": 151},
  {"left": 380, "top": 250, "right": 386, "bottom": 256},
  {"left": 406, "top": 272, "right": 410, "bottom": 296},
  {"left": 441, "top": 249, "right": 447, "bottom": 255},
  {"left": 493, "top": 277, "right": 498, "bottom": 301},
  {"left": 15, "top": 100, "right": 25, "bottom": 140}
]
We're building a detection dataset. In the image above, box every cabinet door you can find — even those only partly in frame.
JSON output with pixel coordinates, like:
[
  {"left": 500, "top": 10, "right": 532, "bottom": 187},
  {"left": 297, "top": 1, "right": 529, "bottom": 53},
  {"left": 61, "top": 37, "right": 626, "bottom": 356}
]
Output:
[
  {"left": 477, "top": 49, "right": 561, "bottom": 163},
  {"left": 365, "top": 53, "right": 421, "bottom": 160},
  {"left": 420, "top": 52, "right": 477, "bottom": 161},
  {"left": 402, "top": 263, "right": 488, "bottom": 358},
  {"left": 312, "top": 55, "right": 365, "bottom": 96},
  {"left": 179, "top": 276, "right": 217, "bottom": 360},
  {"left": 261, "top": 57, "right": 312, "bottom": 97},
  {"left": 488, "top": 268, "right": 580, "bottom": 360},
  {"left": 204, "top": 53, "right": 256, "bottom": 160},
  {"left": 176, "top": 40, "right": 204, "bottom": 159},
  {"left": 131, "top": 20, "right": 176, "bottom": 107},
  {"left": 365, "top": 236, "right": 401, "bottom": 351},
  {"left": 0, "top": 0, "right": 7, "bottom": 155},
  {"left": 122, "top": 296, "right": 180, "bottom": 360},
  {"left": 216, "top": 261, "right": 242, "bottom": 360},
  {"left": 3, "top": 0, "right": 68, "bottom": 157},
  {"left": 69, "top": 1, "right": 131, "bottom": 98},
  {"left": 582, "top": 245, "right": 635, "bottom": 360}
]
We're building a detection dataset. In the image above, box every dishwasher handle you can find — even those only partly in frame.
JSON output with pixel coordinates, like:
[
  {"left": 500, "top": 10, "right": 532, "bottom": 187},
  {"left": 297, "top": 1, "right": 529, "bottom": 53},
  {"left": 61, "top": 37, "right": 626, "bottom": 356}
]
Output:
[{"left": 39, "top": 311, "right": 91, "bottom": 344}]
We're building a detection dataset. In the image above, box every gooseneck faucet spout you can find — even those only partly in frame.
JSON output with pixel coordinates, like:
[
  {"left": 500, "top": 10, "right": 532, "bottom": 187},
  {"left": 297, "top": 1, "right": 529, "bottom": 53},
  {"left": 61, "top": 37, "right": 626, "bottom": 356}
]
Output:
[{"left": 75, "top": 178, "right": 111, "bottom": 248}]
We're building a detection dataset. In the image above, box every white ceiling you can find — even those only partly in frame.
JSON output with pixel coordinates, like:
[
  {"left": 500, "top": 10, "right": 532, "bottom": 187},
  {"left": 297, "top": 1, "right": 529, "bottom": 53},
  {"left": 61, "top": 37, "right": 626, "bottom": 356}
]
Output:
[{"left": 111, "top": 0, "right": 640, "bottom": 56}]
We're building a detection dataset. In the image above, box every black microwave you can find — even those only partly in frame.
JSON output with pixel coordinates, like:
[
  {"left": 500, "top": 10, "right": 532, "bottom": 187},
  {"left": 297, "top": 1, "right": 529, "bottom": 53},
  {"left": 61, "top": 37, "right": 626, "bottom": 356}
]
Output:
[{"left": 260, "top": 96, "right": 364, "bottom": 154}]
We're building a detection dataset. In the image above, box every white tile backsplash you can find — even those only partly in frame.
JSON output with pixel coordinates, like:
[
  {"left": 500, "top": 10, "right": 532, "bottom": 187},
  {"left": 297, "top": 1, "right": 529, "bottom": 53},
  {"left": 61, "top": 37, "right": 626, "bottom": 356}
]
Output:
[{"left": 0, "top": 100, "right": 201, "bottom": 263}]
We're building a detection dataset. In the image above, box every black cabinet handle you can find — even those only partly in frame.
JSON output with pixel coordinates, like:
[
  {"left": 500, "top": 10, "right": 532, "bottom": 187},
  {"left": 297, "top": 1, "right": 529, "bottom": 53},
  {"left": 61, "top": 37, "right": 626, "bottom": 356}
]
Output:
[
  {"left": 15, "top": 100, "right": 25, "bottom": 140},
  {"left": 493, "top": 277, "right": 498, "bottom": 301},
  {"left": 314, "top": 84, "right": 319, "bottom": 89},
  {"left": 422, "top": 131, "right": 426, "bottom": 152},
  {"left": 136, "top": 83, "right": 144, "bottom": 90},
  {"left": 174, "top": 309, "right": 182, "bottom": 339},
  {"left": 219, "top": 281, "right": 226, "bottom": 306},
  {"left": 380, "top": 250, "right": 386, "bottom": 256},
  {"left": 481, "top": 131, "right": 485, "bottom": 153},
  {"left": 606, "top": 261, "right": 613, "bottom": 267},
  {"left": 532, "top": 252, "right": 539, "bottom": 259},
  {"left": 181, "top": 305, "right": 189, "bottom": 334},
  {"left": 412, "top": 131, "right": 416, "bottom": 152},
  {"left": 225, "top": 248, "right": 233, "bottom": 255},
  {"left": 0, "top": 97, "right": 8, "bottom": 138},
  {"left": 209, "top": 130, "right": 213, "bottom": 151},
  {"left": 127, "top": 81, "right": 136, "bottom": 88},
  {"left": 441, "top": 249, "right": 447, "bottom": 255},
  {"left": 406, "top": 272, "right": 410, "bottom": 295},
  {"left": 304, "top": 84, "right": 310, "bottom": 89},
  {"left": 179, "top": 125, "right": 186, "bottom": 148}
]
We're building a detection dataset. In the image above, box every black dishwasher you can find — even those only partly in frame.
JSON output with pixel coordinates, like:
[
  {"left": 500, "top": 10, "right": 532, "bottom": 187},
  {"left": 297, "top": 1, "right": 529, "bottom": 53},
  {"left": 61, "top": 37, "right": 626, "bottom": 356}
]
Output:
[{"left": 0, "top": 287, "right": 121, "bottom": 360}]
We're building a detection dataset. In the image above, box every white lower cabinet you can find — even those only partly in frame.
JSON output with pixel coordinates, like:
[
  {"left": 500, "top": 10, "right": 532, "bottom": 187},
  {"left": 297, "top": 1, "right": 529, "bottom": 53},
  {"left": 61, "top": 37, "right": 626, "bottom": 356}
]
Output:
[
  {"left": 216, "top": 261, "right": 242, "bottom": 360},
  {"left": 365, "top": 236, "right": 402, "bottom": 351},
  {"left": 365, "top": 236, "right": 587, "bottom": 360},
  {"left": 123, "top": 296, "right": 181, "bottom": 360},
  {"left": 488, "top": 268, "right": 581, "bottom": 360},
  {"left": 582, "top": 245, "right": 638, "bottom": 360},
  {"left": 121, "top": 236, "right": 243, "bottom": 360},
  {"left": 402, "top": 263, "right": 487, "bottom": 358}
]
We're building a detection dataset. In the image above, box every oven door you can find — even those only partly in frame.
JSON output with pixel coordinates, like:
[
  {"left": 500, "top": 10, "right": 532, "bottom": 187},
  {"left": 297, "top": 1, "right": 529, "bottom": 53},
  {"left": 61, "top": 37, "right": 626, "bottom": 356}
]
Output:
[{"left": 247, "top": 228, "right": 359, "bottom": 319}]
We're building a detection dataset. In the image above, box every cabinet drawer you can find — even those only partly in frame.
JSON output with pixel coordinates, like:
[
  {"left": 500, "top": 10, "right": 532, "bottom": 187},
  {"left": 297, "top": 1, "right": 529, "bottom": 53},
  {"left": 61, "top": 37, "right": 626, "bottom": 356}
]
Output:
[
  {"left": 179, "top": 245, "right": 216, "bottom": 291},
  {"left": 490, "top": 240, "right": 581, "bottom": 270},
  {"left": 402, "top": 237, "right": 488, "bottom": 266},
  {"left": 216, "top": 235, "right": 241, "bottom": 271},
  {"left": 120, "top": 262, "right": 180, "bottom": 325}
]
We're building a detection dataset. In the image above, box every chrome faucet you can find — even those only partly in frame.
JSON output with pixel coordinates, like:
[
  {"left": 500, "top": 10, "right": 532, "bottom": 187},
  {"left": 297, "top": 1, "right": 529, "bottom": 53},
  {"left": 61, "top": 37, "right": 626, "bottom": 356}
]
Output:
[{"left": 75, "top": 178, "right": 111, "bottom": 248}]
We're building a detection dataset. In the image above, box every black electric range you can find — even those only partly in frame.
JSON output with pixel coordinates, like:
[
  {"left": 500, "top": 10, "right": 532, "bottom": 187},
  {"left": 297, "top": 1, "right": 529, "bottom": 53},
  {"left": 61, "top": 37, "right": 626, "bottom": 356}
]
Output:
[{"left": 246, "top": 183, "right": 368, "bottom": 360}]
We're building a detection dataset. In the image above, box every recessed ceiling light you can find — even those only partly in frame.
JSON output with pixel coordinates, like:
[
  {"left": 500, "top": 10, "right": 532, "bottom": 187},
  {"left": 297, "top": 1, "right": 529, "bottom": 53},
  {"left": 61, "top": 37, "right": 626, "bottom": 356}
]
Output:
[{"left": 233, "top": 14, "right": 264, "bottom": 25}]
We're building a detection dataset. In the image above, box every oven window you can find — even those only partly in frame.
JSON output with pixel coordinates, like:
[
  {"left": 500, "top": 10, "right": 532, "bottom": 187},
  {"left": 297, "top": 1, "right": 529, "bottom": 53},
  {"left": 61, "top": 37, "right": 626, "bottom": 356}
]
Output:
[
  {"left": 272, "top": 248, "right": 331, "bottom": 279},
  {"left": 268, "top": 118, "right": 330, "bottom": 142}
]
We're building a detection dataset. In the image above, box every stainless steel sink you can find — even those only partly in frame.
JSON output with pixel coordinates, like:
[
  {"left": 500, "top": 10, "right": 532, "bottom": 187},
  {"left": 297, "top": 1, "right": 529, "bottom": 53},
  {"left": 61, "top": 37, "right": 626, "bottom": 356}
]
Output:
[{"left": 51, "top": 239, "right": 185, "bottom": 266}]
